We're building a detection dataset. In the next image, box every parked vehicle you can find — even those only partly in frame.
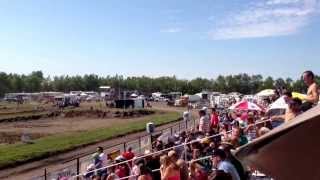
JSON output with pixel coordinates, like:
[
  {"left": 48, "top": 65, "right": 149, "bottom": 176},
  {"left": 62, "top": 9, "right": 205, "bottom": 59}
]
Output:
[{"left": 55, "top": 95, "right": 80, "bottom": 108}]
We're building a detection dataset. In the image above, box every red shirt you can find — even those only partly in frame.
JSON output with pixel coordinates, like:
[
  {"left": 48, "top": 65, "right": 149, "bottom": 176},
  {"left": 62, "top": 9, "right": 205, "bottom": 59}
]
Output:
[
  {"left": 115, "top": 166, "right": 126, "bottom": 178},
  {"left": 122, "top": 151, "right": 135, "bottom": 160},
  {"left": 210, "top": 113, "right": 219, "bottom": 128}
]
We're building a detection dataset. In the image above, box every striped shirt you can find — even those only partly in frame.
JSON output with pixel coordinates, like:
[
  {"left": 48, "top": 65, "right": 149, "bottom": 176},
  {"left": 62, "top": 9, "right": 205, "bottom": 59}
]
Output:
[{"left": 199, "top": 116, "right": 211, "bottom": 133}]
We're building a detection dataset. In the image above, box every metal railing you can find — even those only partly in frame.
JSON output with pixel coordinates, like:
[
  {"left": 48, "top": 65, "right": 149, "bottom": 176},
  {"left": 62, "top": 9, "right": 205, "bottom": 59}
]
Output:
[{"left": 32, "top": 118, "right": 197, "bottom": 180}]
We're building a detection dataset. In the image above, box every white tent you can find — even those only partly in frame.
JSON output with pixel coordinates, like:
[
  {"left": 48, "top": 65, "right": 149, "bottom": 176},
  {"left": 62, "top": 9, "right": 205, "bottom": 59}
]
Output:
[
  {"left": 256, "top": 89, "right": 275, "bottom": 97},
  {"left": 268, "top": 96, "right": 288, "bottom": 110}
]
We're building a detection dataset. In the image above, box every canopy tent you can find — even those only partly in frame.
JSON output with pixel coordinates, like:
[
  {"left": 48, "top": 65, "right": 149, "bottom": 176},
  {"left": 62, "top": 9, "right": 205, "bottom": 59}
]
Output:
[
  {"left": 229, "top": 100, "right": 265, "bottom": 111},
  {"left": 268, "top": 96, "right": 287, "bottom": 110},
  {"left": 234, "top": 105, "right": 320, "bottom": 180},
  {"left": 268, "top": 92, "right": 307, "bottom": 110},
  {"left": 130, "top": 93, "right": 138, "bottom": 98},
  {"left": 267, "top": 96, "right": 287, "bottom": 116},
  {"left": 256, "top": 89, "right": 275, "bottom": 97}
]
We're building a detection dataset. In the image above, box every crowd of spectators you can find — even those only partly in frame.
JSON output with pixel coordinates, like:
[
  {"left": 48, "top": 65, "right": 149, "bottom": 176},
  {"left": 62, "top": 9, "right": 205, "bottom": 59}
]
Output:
[{"left": 78, "top": 71, "right": 319, "bottom": 180}]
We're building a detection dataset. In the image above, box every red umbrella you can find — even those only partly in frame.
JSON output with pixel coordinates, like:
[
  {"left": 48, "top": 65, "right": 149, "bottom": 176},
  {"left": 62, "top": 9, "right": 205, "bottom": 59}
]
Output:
[{"left": 229, "top": 100, "right": 265, "bottom": 111}]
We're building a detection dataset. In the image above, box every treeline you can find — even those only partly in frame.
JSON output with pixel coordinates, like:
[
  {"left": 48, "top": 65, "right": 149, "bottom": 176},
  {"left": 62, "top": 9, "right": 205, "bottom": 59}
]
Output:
[{"left": 1, "top": 71, "right": 319, "bottom": 97}]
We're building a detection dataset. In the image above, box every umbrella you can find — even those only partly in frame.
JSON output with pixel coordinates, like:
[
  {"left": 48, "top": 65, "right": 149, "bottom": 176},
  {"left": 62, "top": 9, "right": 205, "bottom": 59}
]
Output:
[
  {"left": 229, "top": 100, "right": 265, "bottom": 111},
  {"left": 234, "top": 105, "right": 320, "bottom": 180},
  {"left": 256, "top": 89, "right": 275, "bottom": 97}
]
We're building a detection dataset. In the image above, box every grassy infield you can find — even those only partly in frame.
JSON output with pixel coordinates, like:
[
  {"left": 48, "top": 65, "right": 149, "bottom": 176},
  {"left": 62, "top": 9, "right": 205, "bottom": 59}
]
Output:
[{"left": 0, "top": 111, "right": 180, "bottom": 169}]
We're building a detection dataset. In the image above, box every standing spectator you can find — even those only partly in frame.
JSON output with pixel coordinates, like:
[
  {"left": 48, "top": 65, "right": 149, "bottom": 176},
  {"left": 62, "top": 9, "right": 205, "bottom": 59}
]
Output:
[
  {"left": 97, "top": 147, "right": 108, "bottom": 179},
  {"left": 199, "top": 110, "right": 210, "bottom": 134},
  {"left": 301, "top": 70, "right": 319, "bottom": 111},
  {"left": 210, "top": 108, "right": 220, "bottom": 131},
  {"left": 122, "top": 147, "right": 135, "bottom": 167}
]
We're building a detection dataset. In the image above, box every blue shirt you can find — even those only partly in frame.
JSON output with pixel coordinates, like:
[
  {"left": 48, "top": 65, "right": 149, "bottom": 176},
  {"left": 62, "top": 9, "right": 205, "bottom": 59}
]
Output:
[{"left": 218, "top": 160, "right": 241, "bottom": 180}]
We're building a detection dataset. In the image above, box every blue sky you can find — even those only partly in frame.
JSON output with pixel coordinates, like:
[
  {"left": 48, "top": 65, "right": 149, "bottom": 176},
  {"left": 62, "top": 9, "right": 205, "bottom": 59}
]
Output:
[{"left": 1, "top": 0, "right": 320, "bottom": 80}]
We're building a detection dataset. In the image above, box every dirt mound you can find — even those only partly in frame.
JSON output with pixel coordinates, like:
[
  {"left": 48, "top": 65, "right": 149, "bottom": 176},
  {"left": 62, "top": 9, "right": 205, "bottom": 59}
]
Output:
[{"left": 0, "top": 109, "right": 155, "bottom": 123}]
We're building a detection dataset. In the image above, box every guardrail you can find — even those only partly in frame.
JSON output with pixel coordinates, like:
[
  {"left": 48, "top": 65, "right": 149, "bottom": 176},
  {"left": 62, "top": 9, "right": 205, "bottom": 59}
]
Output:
[{"left": 31, "top": 118, "right": 198, "bottom": 180}]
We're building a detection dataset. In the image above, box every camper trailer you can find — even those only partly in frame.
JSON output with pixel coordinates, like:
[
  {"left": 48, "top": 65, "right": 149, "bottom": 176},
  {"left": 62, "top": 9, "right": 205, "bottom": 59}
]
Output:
[
  {"left": 55, "top": 94, "right": 80, "bottom": 108},
  {"left": 100, "top": 86, "right": 115, "bottom": 100}
]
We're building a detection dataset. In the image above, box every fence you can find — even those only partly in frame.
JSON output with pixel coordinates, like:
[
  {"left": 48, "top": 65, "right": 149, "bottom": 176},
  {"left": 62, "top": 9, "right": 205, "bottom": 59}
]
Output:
[{"left": 31, "top": 118, "right": 197, "bottom": 180}]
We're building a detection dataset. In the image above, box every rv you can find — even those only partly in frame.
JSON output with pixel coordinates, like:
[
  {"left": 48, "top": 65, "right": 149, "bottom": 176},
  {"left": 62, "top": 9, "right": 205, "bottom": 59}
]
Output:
[{"left": 55, "top": 94, "right": 80, "bottom": 108}]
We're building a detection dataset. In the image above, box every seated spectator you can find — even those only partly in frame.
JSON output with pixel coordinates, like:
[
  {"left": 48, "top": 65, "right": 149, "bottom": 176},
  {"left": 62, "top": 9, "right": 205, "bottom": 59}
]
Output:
[
  {"left": 211, "top": 149, "right": 240, "bottom": 180},
  {"left": 131, "top": 158, "right": 145, "bottom": 179},
  {"left": 209, "top": 170, "right": 232, "bottom": 180},
  {"left": 146, "top": 154, "right": 161, "bottom": 180},
  {"left": 161, "top": 151, "right": 181, "bottom": 180},
  {"left": 189, "top": 161, "right": 208, "bottom": 180},
  {"left": 138, "top": 165, "right": 153, "bottom": 180},
  {"left": 225, "top": 127, "right": 248, "bottom": 148},
  {"left": 244, "top": 114, "right": 258, "bottom": 141},
  {"left": 176, "top": 159, "right": 189, "bottom": 180},
  {"left": 258, "top": 127, "right": 271, "bottom": 137},
  {"left": 219, "top": 143, "right": 246, "bottom": 180}
]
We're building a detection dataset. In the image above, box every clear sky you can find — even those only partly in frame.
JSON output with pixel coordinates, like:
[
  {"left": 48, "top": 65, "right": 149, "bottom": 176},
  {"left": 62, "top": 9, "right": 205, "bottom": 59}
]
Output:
[{"left": 1, "top": 0, "right": 319, "bottom": 80}]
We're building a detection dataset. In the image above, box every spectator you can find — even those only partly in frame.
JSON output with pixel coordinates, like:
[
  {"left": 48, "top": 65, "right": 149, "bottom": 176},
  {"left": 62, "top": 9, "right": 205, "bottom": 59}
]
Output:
[
  {"left": 211, "top": 149, "right": 240, "bottom": 180},
  {"left": 115, "top": 162, "right": 130, "bottom": 180},
  {"left": 210, "top": 108, "right": 220, "bottom": 131},
  {"left": 301, "top": 70, "right": 319, "bottom": 111},
  {"left": 161, "top": 151, "right": 180, "bottom": 180},
  {"left": 219, "top": 143, "right": 246, "bottom": 180},
  {"left": 199, "top": 110, "right": 210, "bottom": 134},
  {"left": 244, "top": 113, "right": 257, "bottom": 141},
  {"left": 122, "top": 147, "right": 135, "bottom": 166},
  {"left": 189, "top": 161, "right": 208, "bottom": 180},
  {"left": 286, "top": 98, "right": 302, "bottom": 122},
  {"left": 227, "top": 127, "right": 248, "bottom": 148},
  {"left": 209, "top": 170, "right": 232, "bottom": 180},
  {"left": 138, "top": 165, "right": 153, "bottom": 180},
  {"left": 146, "top": 154, "right": 161, "bottom": 180},
  {"left": 106, "top": 166, "right": 120, "bottom": 180},
  {"left": 97, "top": 146, "right": 108, "bottom": 178},
  {"left": 131, "top": 158, "right": 145, "bottom": 179},
  {"left": 258, "top": 127, "right": 271, "bottom": 137},
  {"left": 177, "top": 159, "right": 189, "bottom": 180}
]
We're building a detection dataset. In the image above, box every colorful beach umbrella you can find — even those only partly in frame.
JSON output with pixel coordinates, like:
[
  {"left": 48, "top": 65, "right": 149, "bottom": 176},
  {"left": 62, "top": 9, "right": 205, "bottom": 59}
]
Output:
[{"left": 229, "top": 100, "right": 265, "bottom": 111}]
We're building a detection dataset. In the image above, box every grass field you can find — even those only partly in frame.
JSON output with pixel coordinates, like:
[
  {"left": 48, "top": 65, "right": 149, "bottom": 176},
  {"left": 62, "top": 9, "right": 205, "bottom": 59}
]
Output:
[{"left": 0, "top": 111, "right": 180, "bottom": 169}]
